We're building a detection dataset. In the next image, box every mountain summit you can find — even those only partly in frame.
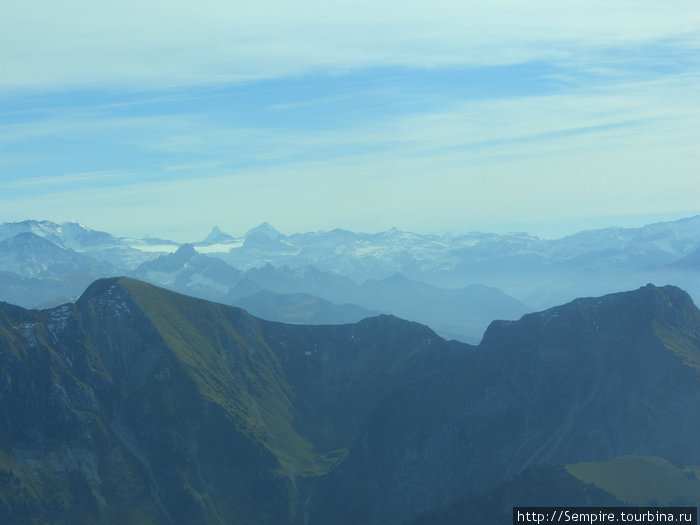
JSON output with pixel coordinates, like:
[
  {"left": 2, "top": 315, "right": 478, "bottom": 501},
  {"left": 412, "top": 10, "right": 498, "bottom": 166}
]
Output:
[
  {"left": 201, "top": 225, "right": 236, "bottom": 244},
  {"left": 245, "top": 221, "right": 282, "bottom": 239}
]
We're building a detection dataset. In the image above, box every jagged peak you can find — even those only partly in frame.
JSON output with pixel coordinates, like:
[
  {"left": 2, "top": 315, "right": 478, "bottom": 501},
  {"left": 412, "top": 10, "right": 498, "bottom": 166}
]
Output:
[{"left": 203, "top": 226, "right": 236, "bottom": 243}]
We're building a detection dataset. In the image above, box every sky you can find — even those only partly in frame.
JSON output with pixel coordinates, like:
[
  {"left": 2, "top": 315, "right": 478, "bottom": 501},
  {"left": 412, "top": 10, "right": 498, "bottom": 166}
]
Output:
[{"left": 1, "top": 0, "right": 699, "bottom": 241}]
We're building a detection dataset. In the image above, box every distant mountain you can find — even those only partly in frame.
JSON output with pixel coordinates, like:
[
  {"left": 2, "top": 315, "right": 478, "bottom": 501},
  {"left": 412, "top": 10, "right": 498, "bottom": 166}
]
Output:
[
  {"left": 243, "top": 231, "right": 294, "bottom": 252},
  {"left": 0, "top": 233, "right": 114, "bottom": 278},
  {"left": 130, "top": 244, "right": 524, "bottom": 342},
  {"left": 233, "top": 265, "right": 529, "bottom": 343},
  {"left": 132, "top": 243, "right": 242, "bottom": 302},
  {"left": 232, "top": 290, "right": 378, "bottom": 325},
  {"left": 134, "top": 251, "right": 507, "bottom": 342},
  {"left": 0, "top": 271, "right": 84, "bottom": 309},
  {"left": 234, "top": 263, "right": 358, "bottom": 300},
  {"left": 5, "top": 216, "right": 700, "bottom": 285},
  {"left": 0, "top": 233, "right": 118, "bottom": 307},
  {"left": 1, "top": 279, "right": 699, "bottom": 524},
  {"left": 245, "top": 221, "right": 283, "bottom": 239},
  {"left": 0, "top": 219, "right": 68, "bottom": 245},
  {"left": 160, "top": 216, "right": 700, "bottom": 315},
  {"left": 668, "top": 245, "right": 700, "bottom": 270},
  {"left": 0, "top": 220, "right": 156, "bottom": 270},
  {"left": 4, "top": 215, "right": 700, "bottom": 331},
  {"left": 355, "top": 273, "right": 529, "bottom": 343},
  {"left": 199, "top": 225, "right": 237, "bottom": 245},
  {"left": 206, "top": 216, "right": 700, "bottom": 282}
]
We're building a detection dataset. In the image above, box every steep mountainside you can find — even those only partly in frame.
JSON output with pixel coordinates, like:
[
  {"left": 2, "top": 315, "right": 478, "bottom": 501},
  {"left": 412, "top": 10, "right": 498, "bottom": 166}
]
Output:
[{"left": 1, "top": 279, "right": 699, "bottom": 524}]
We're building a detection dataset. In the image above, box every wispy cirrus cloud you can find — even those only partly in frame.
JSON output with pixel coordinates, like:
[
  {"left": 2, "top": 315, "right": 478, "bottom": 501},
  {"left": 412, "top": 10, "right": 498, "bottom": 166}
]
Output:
[
  {"left": 1, "top": 1, "right": 698, "bottom": 238},
  {"left": 2, "top": 0, "right": 698, "bottom": 92}
]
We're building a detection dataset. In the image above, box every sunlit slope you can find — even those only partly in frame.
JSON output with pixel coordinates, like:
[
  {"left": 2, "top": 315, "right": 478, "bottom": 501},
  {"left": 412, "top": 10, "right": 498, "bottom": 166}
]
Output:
[
  {"left": 74, "top": 277, "right": 349, "bottom": 522},
  {"left": 114, "top": 277, "right": 339, "bottom": 478},
  {"left": 566, "top": 456, "right": 700, "bottom": 506},
  {"left": 0, "top": 277, "right": 350, "bottom": 524}
]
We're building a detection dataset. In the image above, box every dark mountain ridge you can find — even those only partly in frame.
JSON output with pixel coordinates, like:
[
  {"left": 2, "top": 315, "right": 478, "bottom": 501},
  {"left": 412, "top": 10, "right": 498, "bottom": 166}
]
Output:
[{"left": 1, "top": 279, "right": 699, "bottom": 524}]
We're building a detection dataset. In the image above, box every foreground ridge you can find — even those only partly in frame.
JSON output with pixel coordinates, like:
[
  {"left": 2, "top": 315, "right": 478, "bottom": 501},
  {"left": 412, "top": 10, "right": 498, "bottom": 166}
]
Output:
[{"left": 1, "top": 278, "right": 699, "bottom": 524}]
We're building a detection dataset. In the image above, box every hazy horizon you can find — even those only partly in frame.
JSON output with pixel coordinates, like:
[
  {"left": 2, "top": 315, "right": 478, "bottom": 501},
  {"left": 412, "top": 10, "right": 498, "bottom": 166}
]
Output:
[{"left": 3, "top": 211, "right": 699, "bottom": 245}]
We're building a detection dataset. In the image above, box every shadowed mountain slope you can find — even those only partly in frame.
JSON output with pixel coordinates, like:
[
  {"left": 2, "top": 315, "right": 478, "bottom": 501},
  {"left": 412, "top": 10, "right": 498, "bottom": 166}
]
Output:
[{"left": 0, "top": 279, "right": 699, "bottom": 524}]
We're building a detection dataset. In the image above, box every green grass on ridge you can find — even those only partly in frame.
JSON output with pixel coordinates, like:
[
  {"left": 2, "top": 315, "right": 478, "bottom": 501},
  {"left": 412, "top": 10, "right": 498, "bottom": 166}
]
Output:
[{"left": 566, "top": 455, "right": 700, "bottom": 505}]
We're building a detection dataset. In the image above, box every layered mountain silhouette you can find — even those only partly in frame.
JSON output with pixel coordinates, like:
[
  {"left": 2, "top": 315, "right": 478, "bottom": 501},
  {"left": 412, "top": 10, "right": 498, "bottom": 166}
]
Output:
[
  {"left": 1, "top": 278, "right": 699, "bottom": 524},
  {"left": 133, "top": 244, "right": 243, "bottom": 302},
  {"left": 3, "top": 216, "right": 700, "bottom": 342},
  {"left": 133, "top": 249, "right": 527, "bottom": 343},
  {"left": 232, "top": 290, "right": 379, "bottom": 325},
  {"left": 0, "top": 233, "right": 118, "bottom": 309}
]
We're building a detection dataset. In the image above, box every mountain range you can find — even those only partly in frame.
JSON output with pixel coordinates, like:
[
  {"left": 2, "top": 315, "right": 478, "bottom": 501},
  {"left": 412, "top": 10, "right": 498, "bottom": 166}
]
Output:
[
  {"left": 1, "top": 278, "right": 699, "bottom": 524},
  {"left": 1, "top": 217, "right": 700, "bottom": 343}
]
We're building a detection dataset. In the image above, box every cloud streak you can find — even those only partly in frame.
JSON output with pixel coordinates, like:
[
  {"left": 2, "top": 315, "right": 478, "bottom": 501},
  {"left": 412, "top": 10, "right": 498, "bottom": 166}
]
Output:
[
  {"left": 1, "top": 1, "right": 698, "bottom": 239},
  {"left": 2, "top": 1, "right": 699, "bottom": 92}
]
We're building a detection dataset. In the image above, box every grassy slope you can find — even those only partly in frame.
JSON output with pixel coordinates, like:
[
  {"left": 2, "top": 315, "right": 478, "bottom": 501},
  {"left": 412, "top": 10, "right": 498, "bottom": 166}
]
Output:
[
  {"left": 654, "top": 321, "right": 700, "bottom": 374},
  {"left": 566, "top": 456, "right": 700, "bottom": 505},
  {"left": 1, "top": 277, "right": 353, "bottom": 524},
  {"left": 117, "top": 278, "right": 340, "bottom": 479}
]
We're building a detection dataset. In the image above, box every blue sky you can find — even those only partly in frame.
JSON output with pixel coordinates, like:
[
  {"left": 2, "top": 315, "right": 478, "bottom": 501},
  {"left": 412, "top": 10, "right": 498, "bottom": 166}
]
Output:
[{"left": 1, "top": 0, "right": 699, "bottom": 241}]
